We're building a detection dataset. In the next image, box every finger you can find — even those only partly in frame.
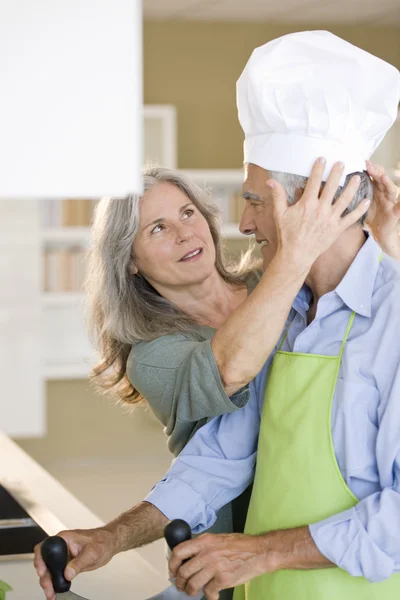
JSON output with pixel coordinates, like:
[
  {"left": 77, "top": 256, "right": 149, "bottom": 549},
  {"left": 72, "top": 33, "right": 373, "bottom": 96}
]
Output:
[
  {"left": 340, "top": 198, "right": 371, "bottom": 230},
  {"left": 381, "top": 174, "right": 399, "bottom": 202},
  {"left": 33, "top": 542, "right": 47, "bottom": 577},
  {"left": 169, "top": 541, "right": 199, "bottom": 577},
  {"left": 393, "top": 200, "right": 400, "bottom": 218},
  {"left": 175, "top": 554, "right": 209, "bottom": 592},
  {"left": 302, "top": 157, "right": 328, "bottom": 200},
  {"left": 319, "top": 161, "right": 347, "bottom": 205},
  {"left": 366, "top": 161, "right": 385, "bottom": 178},
  {"left": 64, "top": 544, "right": 100, "bottom": 580},
  {"left": 204, "top": 580, "right": 221, "bottom": 600},
  {"left": 332, "top": 175, "right": 361, "bottom": 217},
  {"left": 266, "top": 179, "right": 289, "bottom": 218},
  {"left": 184, "top": 566, "right": 216, "bottom": 597},
  {"left": 39, "top": 571, "right": 55, "bottom": 600}
]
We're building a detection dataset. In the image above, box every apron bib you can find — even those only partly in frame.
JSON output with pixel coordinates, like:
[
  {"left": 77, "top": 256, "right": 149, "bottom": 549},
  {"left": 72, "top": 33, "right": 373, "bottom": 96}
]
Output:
[{"left": 234, "top": 302, "right": 400, "bottom": 599}]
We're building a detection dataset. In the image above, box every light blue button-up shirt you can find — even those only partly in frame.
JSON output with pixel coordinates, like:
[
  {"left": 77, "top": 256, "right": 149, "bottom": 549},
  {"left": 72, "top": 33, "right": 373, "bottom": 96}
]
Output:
[{"left": 146, "top": 235, "right": 400, "bottom": 583}]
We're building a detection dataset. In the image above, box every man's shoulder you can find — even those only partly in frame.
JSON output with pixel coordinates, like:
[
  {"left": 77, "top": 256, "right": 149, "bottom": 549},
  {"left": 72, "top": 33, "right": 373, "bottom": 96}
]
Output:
[
  {"left": 376, "top": 252, "right": 400, "bottom": 288},
  {"left": 372, "top": 252, "right": 400, "bottom": 311}
]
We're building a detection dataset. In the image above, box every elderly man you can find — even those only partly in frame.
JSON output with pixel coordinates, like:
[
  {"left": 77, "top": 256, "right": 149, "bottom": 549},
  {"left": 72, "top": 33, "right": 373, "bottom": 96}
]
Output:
[{"left": 35, "top": 31, "right": 400, "bottom": 600}]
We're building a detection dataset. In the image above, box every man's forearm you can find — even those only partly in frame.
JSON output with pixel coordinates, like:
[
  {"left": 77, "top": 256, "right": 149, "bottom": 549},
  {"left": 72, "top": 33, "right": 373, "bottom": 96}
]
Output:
[
  {"left": 104, "top": 501, "right": 169, "bottom": 554},
  {"left": 259, "top": 526, "right": 334, "bottom": 572}
]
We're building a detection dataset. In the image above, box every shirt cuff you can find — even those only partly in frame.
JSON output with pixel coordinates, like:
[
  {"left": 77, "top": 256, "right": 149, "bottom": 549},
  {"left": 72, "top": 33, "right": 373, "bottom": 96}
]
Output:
[
  {"left": 145, "top": 477, "right": 217, "bottom": 533},
  {"left": 309, "top": 507, "right": 394, "bottom": 583}
]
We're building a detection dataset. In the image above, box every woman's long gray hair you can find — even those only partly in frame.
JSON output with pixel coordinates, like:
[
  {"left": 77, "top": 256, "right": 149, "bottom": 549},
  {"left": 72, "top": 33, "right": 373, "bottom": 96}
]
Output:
[{"left": 85, "top": 166, "right": 259, "bottom": 405}]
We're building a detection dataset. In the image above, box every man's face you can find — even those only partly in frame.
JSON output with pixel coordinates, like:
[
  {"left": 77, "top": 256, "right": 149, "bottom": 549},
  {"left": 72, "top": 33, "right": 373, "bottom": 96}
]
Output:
[{"left": 240, "top": 163, "right": 281, "bottom": 267}]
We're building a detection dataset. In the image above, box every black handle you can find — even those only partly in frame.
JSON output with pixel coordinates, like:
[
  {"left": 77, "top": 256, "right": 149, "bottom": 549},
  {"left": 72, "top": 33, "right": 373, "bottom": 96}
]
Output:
[
  {"left": 164, "top": 519, "right": 192, "bottom": 554},
  {"left": 41, "top": 535, "right": 71, "bottom": 594}
]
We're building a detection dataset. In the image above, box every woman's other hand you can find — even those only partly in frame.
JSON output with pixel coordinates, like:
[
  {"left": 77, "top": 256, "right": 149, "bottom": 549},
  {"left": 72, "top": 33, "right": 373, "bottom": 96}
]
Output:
[{"left": 365, "top": 160, "right": 400, "bottom": 260}]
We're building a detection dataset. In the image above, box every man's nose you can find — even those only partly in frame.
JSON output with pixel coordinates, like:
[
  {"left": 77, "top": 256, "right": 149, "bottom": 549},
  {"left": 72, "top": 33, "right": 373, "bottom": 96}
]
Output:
[{"left": 239, "top": 209, "right": 256, "bottom": 236}]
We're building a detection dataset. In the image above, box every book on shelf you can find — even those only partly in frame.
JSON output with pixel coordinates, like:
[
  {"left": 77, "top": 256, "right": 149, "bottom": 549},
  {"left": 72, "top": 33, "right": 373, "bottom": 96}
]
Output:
[
  {"left": 43, "top": 247, "right": 87, "bottom": 293},
  {"left": 40, "top": 199, "right": 98, "bottom": 227},
  {"left": 204, "top": 184, "right": 245, "bottom": 225}
]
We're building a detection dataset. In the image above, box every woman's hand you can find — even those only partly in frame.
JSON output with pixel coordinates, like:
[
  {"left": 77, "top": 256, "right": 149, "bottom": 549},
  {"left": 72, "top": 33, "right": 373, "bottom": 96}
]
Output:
[
  {"left": 34, "top": 527, "right": 118, "bottom": 600},
  {"left": 365, "top": 160, "right": 400, "bottom": 260},
  {"left": 268, "top": 158, "right": 370, "bottom": 268}
]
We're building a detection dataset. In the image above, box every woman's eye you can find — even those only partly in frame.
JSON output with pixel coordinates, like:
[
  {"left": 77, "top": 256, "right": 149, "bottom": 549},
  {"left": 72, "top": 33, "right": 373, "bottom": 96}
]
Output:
[
  {"left": 151, "top": 224, "right": 164, "bottom": 234},
  {"left": 183, "top": 209, "right": 194, "bottom": 218}
]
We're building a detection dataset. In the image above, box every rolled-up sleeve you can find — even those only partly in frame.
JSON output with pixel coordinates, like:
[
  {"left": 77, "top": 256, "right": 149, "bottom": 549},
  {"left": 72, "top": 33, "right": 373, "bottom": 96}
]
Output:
[
  {"left": 310, "top": 347, "right": 400, "bottom": 583},
  {"left": 145, "top": 385, "right": 260, "bottom": 532}
]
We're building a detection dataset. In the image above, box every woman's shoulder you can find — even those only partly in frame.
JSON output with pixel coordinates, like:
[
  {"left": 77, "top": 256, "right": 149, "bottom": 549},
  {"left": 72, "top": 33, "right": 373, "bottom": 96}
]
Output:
[{"left": 128, "top": 326, "right": 215, "bottom": 370}]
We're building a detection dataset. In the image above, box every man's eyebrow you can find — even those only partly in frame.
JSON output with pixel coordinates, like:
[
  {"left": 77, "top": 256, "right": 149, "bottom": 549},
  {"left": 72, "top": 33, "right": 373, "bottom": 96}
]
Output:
[
  {"left": 243, "top": 191, "right": 262, "bottom": 201},
  {"left": 142, "top": 202, "right": 193, "bottom": 231}
]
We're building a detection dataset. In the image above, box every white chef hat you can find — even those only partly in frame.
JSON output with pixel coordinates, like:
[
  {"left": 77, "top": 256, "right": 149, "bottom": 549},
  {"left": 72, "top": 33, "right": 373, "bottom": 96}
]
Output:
[{"left": 237, "top": 30, "right": 400, "bottom": 183}]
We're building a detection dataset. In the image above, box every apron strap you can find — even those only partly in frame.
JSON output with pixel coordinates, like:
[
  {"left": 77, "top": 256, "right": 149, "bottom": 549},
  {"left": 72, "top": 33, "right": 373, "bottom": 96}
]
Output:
[
  {"left": 279, "top": 252, "right": 382, "bottom": 356},
  {"left": 277, "top": 327, "right": 290, "bottom": 351}
]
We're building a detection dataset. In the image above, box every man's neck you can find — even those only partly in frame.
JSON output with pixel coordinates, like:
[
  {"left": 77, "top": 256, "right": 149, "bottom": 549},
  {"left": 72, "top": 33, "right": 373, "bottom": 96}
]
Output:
[{"left": 305, "top": 227, "right": 367, "bottom": 321}]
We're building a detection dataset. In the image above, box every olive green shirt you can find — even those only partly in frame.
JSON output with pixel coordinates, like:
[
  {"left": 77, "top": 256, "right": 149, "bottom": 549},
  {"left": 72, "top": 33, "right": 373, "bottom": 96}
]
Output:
[{"left": 127, "top": 271, "right": 260, "bottom": 456}]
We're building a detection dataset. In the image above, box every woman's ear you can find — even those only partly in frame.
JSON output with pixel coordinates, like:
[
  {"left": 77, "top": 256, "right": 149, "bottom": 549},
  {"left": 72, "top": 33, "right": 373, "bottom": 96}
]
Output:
[{"left": 129, "top": 261, "right": 138, "bottom": 275}]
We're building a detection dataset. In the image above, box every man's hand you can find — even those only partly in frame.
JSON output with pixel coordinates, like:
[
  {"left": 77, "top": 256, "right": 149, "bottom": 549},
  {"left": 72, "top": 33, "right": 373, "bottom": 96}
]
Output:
[
  {"left": 169, "top": 532, "right": 277, "bottom": 600},
  {"left": 34, "top": 527, "right": 118, "bottom": 600},
  {"left": 365, "top": 160, "right": 400, "bottom": 259},
  {"left": 33, "top": 502, "right": 167, "bottom": 600},
  {"left": 169, "top": 526, "right": 333, "bottom": 599}
]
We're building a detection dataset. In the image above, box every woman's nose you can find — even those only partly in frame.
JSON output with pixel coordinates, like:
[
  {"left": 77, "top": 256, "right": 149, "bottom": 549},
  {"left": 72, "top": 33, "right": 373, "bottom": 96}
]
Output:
[{"left": 176, "top": 223, "right": 193, "bottom": 242}]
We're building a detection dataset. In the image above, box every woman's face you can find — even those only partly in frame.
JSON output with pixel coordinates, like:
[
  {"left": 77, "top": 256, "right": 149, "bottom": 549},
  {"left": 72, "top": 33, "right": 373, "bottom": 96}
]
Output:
[{"left": 132, "top": 182, "right": 216, "bottom": 290}]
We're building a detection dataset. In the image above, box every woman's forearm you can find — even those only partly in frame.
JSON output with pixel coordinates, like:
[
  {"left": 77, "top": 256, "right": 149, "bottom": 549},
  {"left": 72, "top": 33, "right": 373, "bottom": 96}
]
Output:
[
  {"left": 212, "top": 251, "right": 310, "bottom": 392},
  {"left": 378, "top": 232, "right": 400, "bottom": 261}
]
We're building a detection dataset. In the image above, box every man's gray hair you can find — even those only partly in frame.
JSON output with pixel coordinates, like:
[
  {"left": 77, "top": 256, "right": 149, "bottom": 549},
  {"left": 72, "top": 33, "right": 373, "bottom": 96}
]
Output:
[{"left": 269, "top": 170, "right": 373, "bottom": 224}]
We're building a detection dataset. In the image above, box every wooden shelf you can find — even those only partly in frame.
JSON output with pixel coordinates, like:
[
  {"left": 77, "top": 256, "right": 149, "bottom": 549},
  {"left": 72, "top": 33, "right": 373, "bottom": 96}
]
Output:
[
  {"left": 180, "top": 169, "right": 243, "bottom": 185},
  {"left": 42, "top": 292, "right": 84, "bottom": 306},
  {"left": 44, "top": 360, "right": 92, "bottom": 380},
  {"left": 41, "top": 227, "right": 91, "bottom": 245}
]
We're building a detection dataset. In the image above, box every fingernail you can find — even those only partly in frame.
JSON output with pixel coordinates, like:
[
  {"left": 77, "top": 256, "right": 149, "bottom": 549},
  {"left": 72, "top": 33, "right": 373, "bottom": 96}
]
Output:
[
  {"left": 65, "top": 567, "right": 76, "bottom": 580},
  {"left": 364, "top": 199, "right": 371, "bottom": 207},
  {"left": 318, "top": 157, "right": 326, "bottom": 165},
  {"left": 266, "top": 181, "right": 275, "bottom": 189},
  {"left": 337, "top": 161, "right": 345, "bottom": 170},
  {"left": 353, "top": 175, "right": 360, "bottom": 184}
]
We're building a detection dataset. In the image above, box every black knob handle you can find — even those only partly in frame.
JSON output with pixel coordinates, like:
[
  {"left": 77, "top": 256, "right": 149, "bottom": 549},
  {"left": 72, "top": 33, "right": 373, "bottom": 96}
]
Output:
[
  {"left": 41, "top": 535, "right": 71, "bottom": 594},
  {"left": 164, "top": 519, "right": 192, "bottom": 552}
]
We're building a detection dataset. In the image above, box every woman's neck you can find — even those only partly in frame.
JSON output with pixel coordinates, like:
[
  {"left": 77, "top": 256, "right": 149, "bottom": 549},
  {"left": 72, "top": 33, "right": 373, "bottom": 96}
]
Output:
[{"left": 151, "top": 269, "right": 248, "bottom": 329}]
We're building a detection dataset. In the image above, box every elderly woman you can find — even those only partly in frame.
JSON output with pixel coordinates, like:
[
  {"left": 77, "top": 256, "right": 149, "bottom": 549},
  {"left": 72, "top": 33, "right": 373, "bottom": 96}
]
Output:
[{"left": 36, "top": 159, "right": 400, "bottom": 600}]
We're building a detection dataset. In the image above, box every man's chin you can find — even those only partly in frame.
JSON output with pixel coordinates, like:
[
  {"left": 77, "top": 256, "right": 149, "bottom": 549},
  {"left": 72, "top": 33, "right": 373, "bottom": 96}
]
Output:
[{"left": 261, "top": 247, "right": 276, "bottom": 270}]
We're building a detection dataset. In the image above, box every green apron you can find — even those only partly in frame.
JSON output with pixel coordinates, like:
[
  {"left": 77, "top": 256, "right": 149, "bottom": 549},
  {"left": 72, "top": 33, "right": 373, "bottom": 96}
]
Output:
[{"left": 234, "top": 305, "right": 400, "bottom": 599}]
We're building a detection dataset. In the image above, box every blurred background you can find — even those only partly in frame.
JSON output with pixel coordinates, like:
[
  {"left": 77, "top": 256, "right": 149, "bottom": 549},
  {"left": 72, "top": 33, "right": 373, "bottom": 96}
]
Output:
[{"left": 2, "top": 0, "right": 400, "bottom": 574}]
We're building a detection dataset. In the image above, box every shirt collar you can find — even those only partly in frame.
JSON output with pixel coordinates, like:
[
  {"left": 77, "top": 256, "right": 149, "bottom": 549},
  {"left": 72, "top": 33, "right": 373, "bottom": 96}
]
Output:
[
  {"left": 334, "top": 233, "right": 382, "bottom": 317},
  {"left": 292, "top": 285, "right": 312, "bottom": 319}
]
